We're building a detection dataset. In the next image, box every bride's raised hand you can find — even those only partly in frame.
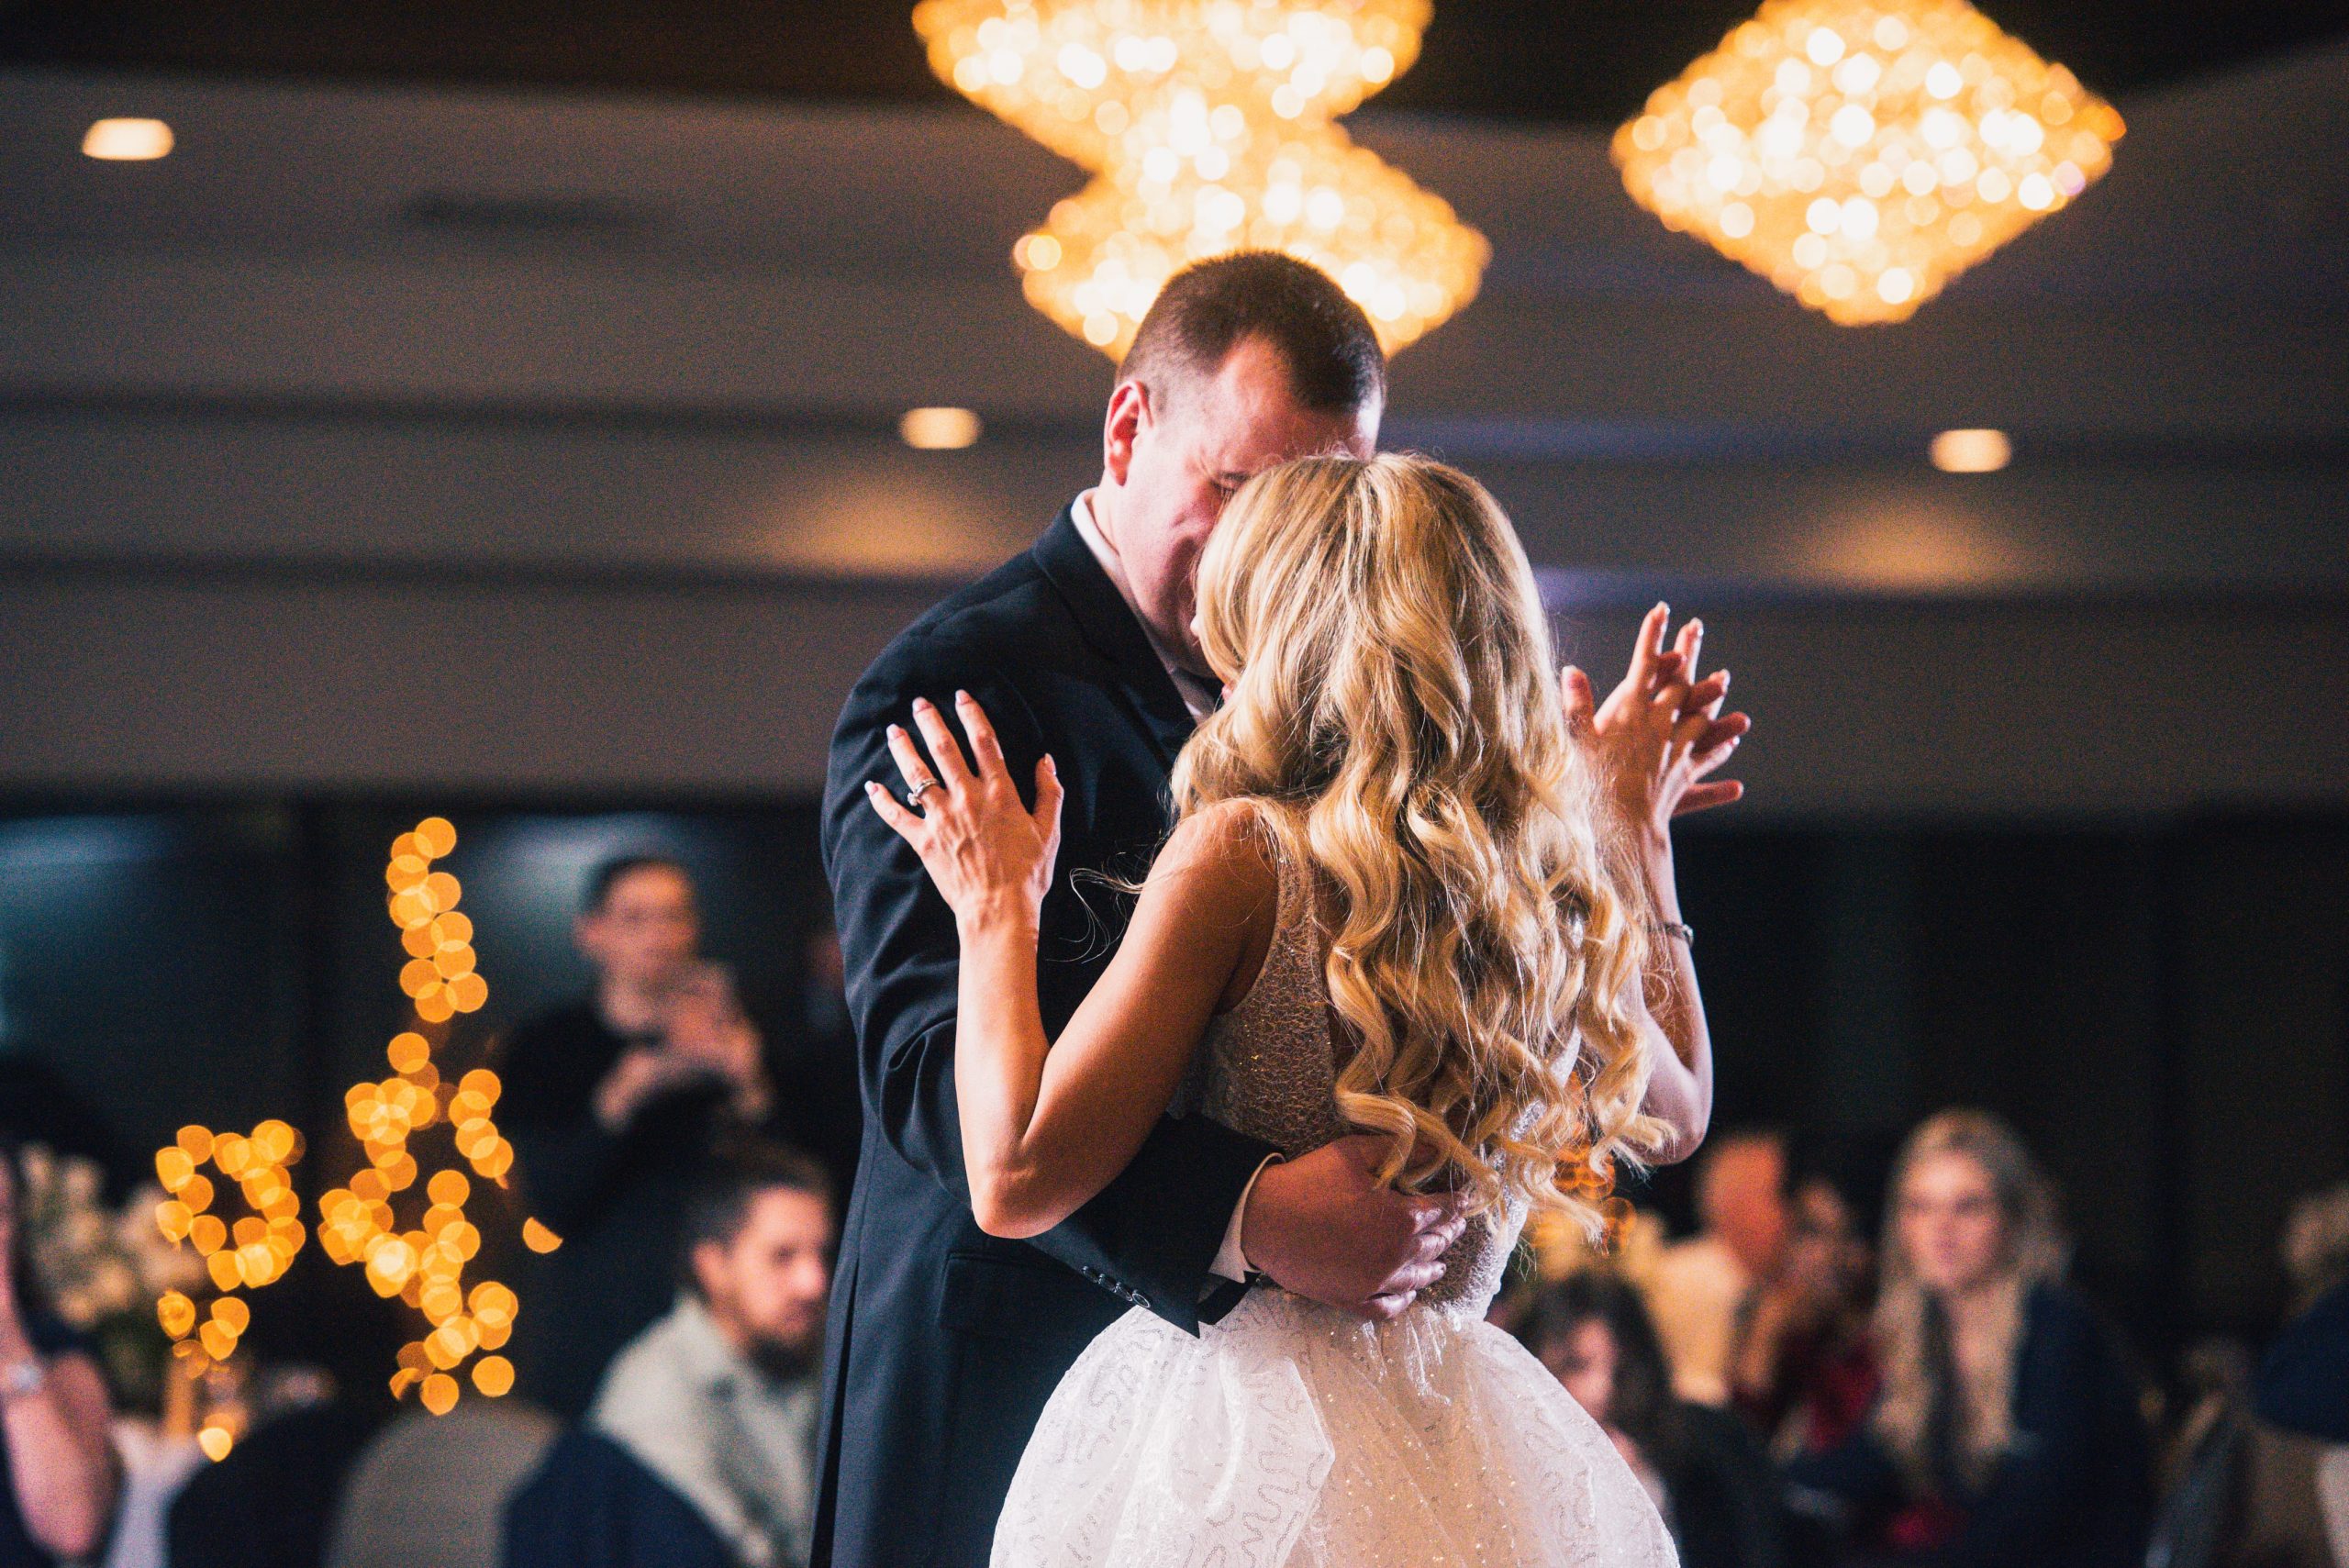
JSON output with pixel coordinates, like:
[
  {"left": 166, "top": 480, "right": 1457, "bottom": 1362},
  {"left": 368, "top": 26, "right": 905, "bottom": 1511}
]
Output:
[
  {"left": 1563, "top": 604, "right": 1750, "bottom": 840},
  {"left": 866, "top": 692, "right": 1063, "bottom": 933}
]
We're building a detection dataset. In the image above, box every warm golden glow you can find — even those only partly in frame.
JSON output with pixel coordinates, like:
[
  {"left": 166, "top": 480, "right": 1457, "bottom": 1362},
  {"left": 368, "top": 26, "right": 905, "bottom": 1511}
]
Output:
[
  {"left": 153, "top": 817, "right": 540, "bottom": 1414},
  {"left": 1930, "top": 427, "right": 2011, "bottom": 471},
  {"left": 310, "top": 818, "right": 536, "bottom": 1413},
  {"left": 900, "top": 406, "right": 985, "bottom": 450},
  {"left": 472, "top": 1355, "right": 517, "bottom": 1397},
  {"left": 1614, "top": 0, "right": 2121, "bottom": 324},
  {"left": 150, "top": 1117, "right": 303, "bottom": 1372},
  {"left": 916, "top": 0, "right": 1486, "bottom": 356},
  {"left": 83, "top": 117, "right": 174, "bottom": 161}
]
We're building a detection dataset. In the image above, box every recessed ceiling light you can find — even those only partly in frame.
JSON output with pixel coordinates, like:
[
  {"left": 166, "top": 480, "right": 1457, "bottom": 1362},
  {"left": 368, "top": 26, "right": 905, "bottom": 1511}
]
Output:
[
  {"left": 1930, "top": 428, "right": 2011, "bottom": 473},
  {"left": 900, "top": 407, "right": 982, "bottom": 450},
  {"left": 83, "top": 117, "right": 175, "bottom": 161}
]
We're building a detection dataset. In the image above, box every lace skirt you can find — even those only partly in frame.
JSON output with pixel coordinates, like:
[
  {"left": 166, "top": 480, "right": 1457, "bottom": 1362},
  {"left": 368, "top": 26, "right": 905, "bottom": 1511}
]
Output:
[{"left": 989, "top": 1289, "right": 1679, "bottom": 1568}]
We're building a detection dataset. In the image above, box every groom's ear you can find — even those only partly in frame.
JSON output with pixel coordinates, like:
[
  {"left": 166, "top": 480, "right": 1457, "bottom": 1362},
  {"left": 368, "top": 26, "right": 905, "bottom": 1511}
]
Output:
[{"left": 1103, "top": 379, "right": 1150, "bottom": 485}]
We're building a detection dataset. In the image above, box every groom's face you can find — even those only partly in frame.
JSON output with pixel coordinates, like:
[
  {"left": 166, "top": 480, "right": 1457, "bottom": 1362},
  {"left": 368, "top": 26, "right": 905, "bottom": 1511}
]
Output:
[{"left": 1105, "top": 334, "right": 1376, "bottom": 671}]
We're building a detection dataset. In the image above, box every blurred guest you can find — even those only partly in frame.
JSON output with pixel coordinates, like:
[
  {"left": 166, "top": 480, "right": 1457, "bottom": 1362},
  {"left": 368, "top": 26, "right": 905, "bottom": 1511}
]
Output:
[
  {"left": 1649, "top": 1129, "right": 1790, "bottom": 1406},
  {"left": 501, "top": 856, "right": 774, "bottom": 1417},
  {"left": 1527, "top": 1271, "right": 1791, "bottom": 1568},
  {"left": 585, "top": 1142, "right": 833, "bottom": 1568},
  {"left": 503, "top": 1429, "right": 729, "bottom": 1568},
  {"left": 2256, "top": 1183, "right": 2349, "bottom": 1445},
  {"left": 2153, "top": 1336, "right": 2340, "bottom": 1568},
  {"left": 1732, "top": 1167, "right": 1879, "bottom": 1455},
  {"left": 0, "top": 1136, "right": 119, "bottom": 1566},
  {"left": 167, "top": 1389, "right": 383, "bottom": 1568},
  {"left": 327, "top": 1400, "right": 558, "bottom": 1568},
  {"left": 1787, "top": 1109, "right": 2149, "bottom": 1567}
]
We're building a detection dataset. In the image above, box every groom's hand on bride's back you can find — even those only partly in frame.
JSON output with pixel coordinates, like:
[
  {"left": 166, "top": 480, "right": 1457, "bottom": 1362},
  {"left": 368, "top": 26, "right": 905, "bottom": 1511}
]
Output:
[{"left": 1241, "top": 1134, "right": 1470, "bottom": 1321}]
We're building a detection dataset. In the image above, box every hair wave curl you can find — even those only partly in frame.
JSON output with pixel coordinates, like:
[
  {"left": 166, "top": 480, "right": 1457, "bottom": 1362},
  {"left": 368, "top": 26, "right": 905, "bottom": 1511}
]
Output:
[{"left": 1175, "top": 452, "right": 1665, "bottom": 1237}]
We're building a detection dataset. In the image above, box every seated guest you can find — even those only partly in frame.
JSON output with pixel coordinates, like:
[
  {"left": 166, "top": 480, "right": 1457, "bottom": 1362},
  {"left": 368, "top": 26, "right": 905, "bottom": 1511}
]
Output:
[
  {"left": 1787, "top": 1109, "right": 2150, "bottom": 1567},
  {"left": 1731, "top": 1163, "right": 1879, "bottom": 1456},
  {"left": 326, "top": 1399, "right": 558, "bottom": 1568},
  {"left": 504, "top": 1429, "right": 729, "bottom": 1568},
  {"left": 1528, "top": 1271, "right": 1791, "bottom": 1568},
  {"left": 501, "top": 855, "right": 776, "bottom": 1417},
  {"left": 2255, "top": 1184, "right": 2349, "bottom": 1445},
  {"left": 586, "top": 1142, "right": 833, "bottom": 1568},
  {"left": 0, "top": 1138, "right": 119, "bottom": 1568},
  {"left": 168, "top": 1393, "right": 384, "bottom": 1568},
  {"left": 1648, "top": 1129, "right": 1791, "bottom": 1406}
]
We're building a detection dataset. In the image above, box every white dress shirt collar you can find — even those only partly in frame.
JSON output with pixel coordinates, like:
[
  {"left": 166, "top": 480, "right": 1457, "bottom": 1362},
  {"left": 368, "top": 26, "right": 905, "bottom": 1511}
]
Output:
[{"left": 1069, "top": 489, "right": 1215, "bottom": 721}]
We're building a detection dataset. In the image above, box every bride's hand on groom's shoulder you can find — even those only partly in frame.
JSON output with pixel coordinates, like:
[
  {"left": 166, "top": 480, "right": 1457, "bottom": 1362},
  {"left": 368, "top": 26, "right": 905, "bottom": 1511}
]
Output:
[
  {"left": 865, "top": 691, "right": 1063, "bottom": 935},
  {"left": 1563, "top": 602, "right": 1752, "bottom": 840}
]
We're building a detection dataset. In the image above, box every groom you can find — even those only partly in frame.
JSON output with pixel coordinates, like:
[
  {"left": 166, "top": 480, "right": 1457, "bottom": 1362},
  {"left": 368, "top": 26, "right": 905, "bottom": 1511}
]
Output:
[
  {"left": 815, "top": 254, "right": 1472, "bottom": 1568},
  {"left": 814, "top": 252, "right": 1742, "bottom": 1567}
]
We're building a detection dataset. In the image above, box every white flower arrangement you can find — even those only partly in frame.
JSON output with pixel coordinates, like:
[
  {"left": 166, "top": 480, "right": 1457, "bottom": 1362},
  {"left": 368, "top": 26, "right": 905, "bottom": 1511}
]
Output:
[{"left": 17, "top": 1144, "right": 206, "bottom": 1408}]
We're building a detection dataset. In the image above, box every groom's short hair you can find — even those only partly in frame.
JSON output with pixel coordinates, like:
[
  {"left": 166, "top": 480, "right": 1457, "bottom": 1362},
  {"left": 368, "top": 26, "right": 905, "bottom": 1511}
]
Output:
[{"left": 1119, "top": 251, "right": 1386, "bottom": 417}]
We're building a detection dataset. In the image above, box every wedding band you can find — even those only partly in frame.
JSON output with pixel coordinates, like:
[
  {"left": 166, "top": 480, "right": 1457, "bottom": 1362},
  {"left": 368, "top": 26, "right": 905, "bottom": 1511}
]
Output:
[{"left": 907, "top": 779, "right": 938, "bottom": 806}]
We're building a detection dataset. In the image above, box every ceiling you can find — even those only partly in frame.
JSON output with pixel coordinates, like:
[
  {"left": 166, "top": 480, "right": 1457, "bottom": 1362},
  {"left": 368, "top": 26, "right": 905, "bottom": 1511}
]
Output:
[
  {"left": 2, "top": 0, "right": 2344, "bottom": 126},
  {"left": 2, "top": 36, "right": 2342, "bottom": 314}
]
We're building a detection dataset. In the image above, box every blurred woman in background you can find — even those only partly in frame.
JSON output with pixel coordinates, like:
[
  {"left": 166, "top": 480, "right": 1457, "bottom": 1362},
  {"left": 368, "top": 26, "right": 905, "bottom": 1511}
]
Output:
[
  {"left": 0, "top": 1137, "right": 119, "bottom": 1566},
  {"left": 1787, "top": 1109, "right": 2149, "bottom": 1566},
  {"left": 1528, "top": 1271, "right": 1792, "bottom": 1568}
]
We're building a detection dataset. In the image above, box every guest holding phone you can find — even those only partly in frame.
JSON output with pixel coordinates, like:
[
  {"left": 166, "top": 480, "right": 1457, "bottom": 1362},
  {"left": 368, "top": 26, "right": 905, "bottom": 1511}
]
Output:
[{"left": 502, "top": 857, "right": 782, "bottom": 1418}]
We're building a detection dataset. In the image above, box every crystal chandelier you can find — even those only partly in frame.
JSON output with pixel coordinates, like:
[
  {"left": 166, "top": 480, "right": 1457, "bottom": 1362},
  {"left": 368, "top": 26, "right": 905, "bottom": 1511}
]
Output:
[
  {"left": 916, "top": 0, "right": 1488, "bottom": 356},
  {"left": 1614, "top": 0, "right": 2123, "bottom": 325}
]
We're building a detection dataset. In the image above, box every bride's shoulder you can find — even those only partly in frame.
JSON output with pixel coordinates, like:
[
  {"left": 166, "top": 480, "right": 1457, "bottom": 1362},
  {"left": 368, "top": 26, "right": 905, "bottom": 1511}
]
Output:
[
  {"left": 1148, "top": 799, "right": 1284, "bottom": 917},
  {"left": 1149, "top": 801, "right": 1286, "bottom": 1013}
]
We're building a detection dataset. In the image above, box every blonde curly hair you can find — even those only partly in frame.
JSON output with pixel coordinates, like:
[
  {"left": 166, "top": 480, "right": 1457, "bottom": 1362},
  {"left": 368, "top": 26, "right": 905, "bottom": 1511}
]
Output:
[{"left": 1174, "top": 452, "right": 1666, "bottom": 1238}]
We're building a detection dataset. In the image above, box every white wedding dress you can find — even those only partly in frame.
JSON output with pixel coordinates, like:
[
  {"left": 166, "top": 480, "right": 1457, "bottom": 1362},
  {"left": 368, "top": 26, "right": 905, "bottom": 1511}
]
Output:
[{"left": 990, "top": 847, "right": 1680, "bottom": 1568}]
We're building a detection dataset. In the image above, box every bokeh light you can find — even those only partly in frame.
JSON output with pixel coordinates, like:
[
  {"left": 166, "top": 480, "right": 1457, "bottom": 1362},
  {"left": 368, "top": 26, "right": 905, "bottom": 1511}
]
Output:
[
  {"left": 1614, "top": 0, "right": 2121, "bottom": 324},
  {"left": 150, "top": 1117, "right": 305, "bottom": 1373},
  {"left": 917, "top": 0, "right": 1486, "bottom": 356},
  {"left": 312, "top": 818, "right": 547, "bottom": 1413}
]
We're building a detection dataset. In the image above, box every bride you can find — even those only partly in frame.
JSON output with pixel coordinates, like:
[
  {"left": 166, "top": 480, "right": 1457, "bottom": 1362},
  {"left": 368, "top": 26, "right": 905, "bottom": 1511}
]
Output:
[{"left": 863, "top": 451, "right": 1733, "bottom": 1567}]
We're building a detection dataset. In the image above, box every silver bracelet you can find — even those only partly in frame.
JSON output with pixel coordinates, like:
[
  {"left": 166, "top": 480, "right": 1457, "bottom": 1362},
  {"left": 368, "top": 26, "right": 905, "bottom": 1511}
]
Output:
[{"left": 1648, "top": 920, "right": 1695, "bottom": 948}]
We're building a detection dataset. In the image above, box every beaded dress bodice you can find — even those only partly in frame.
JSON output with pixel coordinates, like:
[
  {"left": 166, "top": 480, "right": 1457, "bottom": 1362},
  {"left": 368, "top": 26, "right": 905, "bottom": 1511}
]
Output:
[{"left": 1190, "top": 842, "right": 1522, "bottom": 1314}]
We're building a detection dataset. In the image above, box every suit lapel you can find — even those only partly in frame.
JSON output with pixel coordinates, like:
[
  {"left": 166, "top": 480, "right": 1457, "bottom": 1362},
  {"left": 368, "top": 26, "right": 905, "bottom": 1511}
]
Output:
[{"left": 1031, "top": 506, "right": 1197, "bottom": 767}]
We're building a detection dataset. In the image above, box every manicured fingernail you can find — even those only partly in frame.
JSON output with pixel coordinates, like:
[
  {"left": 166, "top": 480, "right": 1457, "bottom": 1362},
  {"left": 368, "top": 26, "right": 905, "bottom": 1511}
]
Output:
[
  {"left": 1043, "top": 754, "right": 1057, "bottom": 773},
  {"left": 887, "top": 723, "right": 904, "bottom": 737},
  {"left": 954, "top": 689, "right": 972, "bottom": 704},
  {"left": 1720, "top": 670, "right": 1731, "bottom": 689},
  {"left": 913, "top": 696, "right": 932, "bottom": 711},
  {"left": 864, "top": 781, "right": 882, "bottom": 795}
]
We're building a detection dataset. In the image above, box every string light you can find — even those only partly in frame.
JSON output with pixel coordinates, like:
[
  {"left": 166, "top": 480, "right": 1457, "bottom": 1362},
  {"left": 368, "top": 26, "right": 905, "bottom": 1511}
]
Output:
[
  {"left": 153, "top": 816, "right": 557, "bottom": 1419},
  {"left": 150, "top": 1118, "right": 305, "bottom": 1396},
  {"left": 1614, "top": 0, "right": 2121, "bottom": 324},
  {"left": 314, "top": 817, "right": 545, "bottom": 1413},
  {"left": 917, "top": 0, "right": 1487, "bottom": 356}
]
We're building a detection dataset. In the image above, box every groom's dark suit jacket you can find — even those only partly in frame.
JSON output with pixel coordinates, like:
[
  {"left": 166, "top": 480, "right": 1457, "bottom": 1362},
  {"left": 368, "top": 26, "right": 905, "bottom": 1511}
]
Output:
[{"left": 811, "top": 506, "right": 1277, "bottom": 1568}]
